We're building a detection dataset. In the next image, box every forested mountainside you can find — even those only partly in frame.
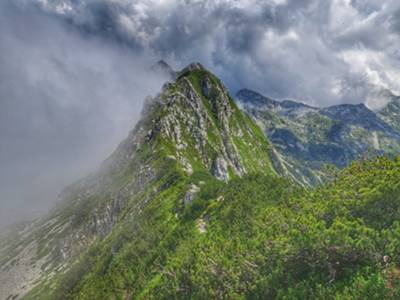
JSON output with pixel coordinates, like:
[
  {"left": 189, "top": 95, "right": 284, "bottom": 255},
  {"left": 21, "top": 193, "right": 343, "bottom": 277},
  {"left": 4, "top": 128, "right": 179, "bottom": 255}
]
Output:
[
  {"left": 2, "top": 63, "right": 400, "bottom": 300},
  {"left": 237, "top": 89, "right": 400, "bottom": 186},
  {"left": 54, "top": 157, "right": 400, "bottom": 300},
  {"left": 0, "top": 63, "right": 274, "bottom": 299}
]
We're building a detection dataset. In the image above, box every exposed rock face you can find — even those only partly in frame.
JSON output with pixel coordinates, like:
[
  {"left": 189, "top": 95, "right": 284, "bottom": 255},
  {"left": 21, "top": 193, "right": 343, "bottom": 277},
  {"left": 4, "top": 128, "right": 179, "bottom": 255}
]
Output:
[
  {"left": 377, "top": 91, "right": 400, "bottom": 131},
  {"left": 151, "top": 60, "right": 177, "bottom": 80},
  {"left": 237, "top": 88, "right": 400, "bottom": 186},
  {"left": 184, "top": 184, "right": 200, "bottom": 206},
  {"left": 201, "top": 76, "right": 213, "bottom": 98},
  {"left": 157, "top": 69, "right": 271, "bottom": 181},
  {"left": 322, "top": 103, "right": 398, "bottom": 134},
  {"left": 237, "top": 89, "right": 315, "bottom": 114},
  {"left": 212, "top": 156, "right": 229, "bottom": 181},
  {"left": 179, "top": 62, "right": 205, "bottom": 73},
  {"left": 196, "top": 218, "right": 207, "bottom": 234},
  {"left": 0, "top": 242, "right": 48, "bottom": 300},
  {"left": 0, "top": 148, "right": 158, "bottom": 299}
]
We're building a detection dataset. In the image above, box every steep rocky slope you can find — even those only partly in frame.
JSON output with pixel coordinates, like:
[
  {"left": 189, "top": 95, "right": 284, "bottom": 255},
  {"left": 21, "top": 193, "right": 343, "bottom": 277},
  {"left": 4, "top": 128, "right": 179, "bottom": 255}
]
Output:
[
  {"left": 377, "top": 90, "right": 400, "bottom": 132},
  {"left": 0, "top": 63, "right": 274, "bottom": 300},
  {"left": 237, "top": 88, "right": 400, "bottom": 186}
]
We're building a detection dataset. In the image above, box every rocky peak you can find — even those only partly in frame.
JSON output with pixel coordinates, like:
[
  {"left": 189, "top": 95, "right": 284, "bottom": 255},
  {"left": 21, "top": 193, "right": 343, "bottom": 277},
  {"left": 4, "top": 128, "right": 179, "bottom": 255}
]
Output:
[
  {"left": 323, "top": 103, "right": 370, "bottom": 117},
  {"left": 378, "top": 96, "right": 400, "bottom": 132},
  {"left": 236, "top": 89, "right": 279, "bottom": 109},
  {"left": 237, "top": 88, "right": 316, "bottom": 118},
  {"left": 280, "top": 99, "right": 314, "bottom": 110},
  {"left": 156, "top": 59, "right": 171, "bottom": 69},
  {"left": 237, "top": 87, "right": 400, "bottom": 186},
  {"left": 322, "top": 103, "right": 394, "bottom": 132},
  {"left": 151, "top": 60, "right": 177, "bottom": 79},
  {"left": 153, "top": 63, "right": 274, "bottom": 181},
  {"left": 180, "top": 62, "right": 205, "bottom": 73}
]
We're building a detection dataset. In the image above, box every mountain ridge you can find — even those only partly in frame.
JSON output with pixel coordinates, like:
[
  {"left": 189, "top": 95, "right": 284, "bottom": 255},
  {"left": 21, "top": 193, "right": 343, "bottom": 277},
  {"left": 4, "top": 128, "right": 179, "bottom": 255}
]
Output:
[
  {"left": 3, "top": 63, "right": 400, "bottom": 299},
  {"left": 236, "top": 88, "right": 400, "bottom": 185},
  {"left": 0, "top": 62, "right": 275, "bottom": 300}
]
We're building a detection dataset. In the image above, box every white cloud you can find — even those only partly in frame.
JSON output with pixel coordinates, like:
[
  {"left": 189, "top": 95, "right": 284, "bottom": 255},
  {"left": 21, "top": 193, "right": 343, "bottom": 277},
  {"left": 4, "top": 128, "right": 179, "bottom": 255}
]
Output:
[{"left": 11, "top": 0, "right": 400, "bottom": 106}]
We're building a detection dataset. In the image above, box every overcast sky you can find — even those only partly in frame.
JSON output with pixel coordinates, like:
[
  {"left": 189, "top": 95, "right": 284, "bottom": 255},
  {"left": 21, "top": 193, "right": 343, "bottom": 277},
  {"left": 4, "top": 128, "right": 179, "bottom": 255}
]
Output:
[
  {"left": 31, "top": 0, "right": 400, "bottom": 107},
  {"left": 2, "top": 0, "right": 400, "bottom": 227}
]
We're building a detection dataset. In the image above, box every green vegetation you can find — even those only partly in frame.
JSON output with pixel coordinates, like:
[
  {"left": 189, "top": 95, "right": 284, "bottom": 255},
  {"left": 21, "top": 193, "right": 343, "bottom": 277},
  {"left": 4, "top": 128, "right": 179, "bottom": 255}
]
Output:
[
  {"left": 12, "top": 66, "right": 400, "bottom": 300},
  {"left": 24, "top": 156, "right": 400, "bottom": 299}
]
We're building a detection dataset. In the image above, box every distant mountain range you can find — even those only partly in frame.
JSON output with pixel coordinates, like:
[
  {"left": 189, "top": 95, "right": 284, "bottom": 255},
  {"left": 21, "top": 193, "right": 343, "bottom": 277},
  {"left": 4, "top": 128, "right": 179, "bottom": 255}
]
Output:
[{"left": 237, "top": 88, "right": 400, "bottom": 185}]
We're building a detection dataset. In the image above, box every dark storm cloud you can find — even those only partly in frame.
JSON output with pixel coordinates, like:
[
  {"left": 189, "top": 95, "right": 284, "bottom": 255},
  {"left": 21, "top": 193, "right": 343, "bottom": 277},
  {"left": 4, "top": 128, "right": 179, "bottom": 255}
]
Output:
[
  {"left": 31, "top": 0, "right": 400, "bottom": 108},
  {"left": 0, "top": 0, "right": 166, "bottom": 228}
]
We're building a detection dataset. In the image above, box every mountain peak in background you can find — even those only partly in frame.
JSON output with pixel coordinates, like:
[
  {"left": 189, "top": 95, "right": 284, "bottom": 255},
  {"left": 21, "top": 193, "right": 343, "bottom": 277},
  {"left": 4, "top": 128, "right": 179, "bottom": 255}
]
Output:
[
  {"left": 237, "top": 88, "right": 400, "bottom": 186},
  {"left": 151, "top": 60, "right": 177, "bottom": 80}
]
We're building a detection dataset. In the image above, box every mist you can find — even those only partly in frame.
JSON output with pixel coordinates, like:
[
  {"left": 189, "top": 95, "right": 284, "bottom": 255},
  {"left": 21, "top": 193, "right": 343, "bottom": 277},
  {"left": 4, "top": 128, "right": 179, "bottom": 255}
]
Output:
[{"left": 0, "top": 1, "right": 167, "bottom": 229}]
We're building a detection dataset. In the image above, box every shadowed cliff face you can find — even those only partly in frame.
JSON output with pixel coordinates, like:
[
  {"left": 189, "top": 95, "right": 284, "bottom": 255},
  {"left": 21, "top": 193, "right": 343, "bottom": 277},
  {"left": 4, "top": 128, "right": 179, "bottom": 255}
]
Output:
[{"left": 237, "top": 89, "right": 400, "bottom": 186}]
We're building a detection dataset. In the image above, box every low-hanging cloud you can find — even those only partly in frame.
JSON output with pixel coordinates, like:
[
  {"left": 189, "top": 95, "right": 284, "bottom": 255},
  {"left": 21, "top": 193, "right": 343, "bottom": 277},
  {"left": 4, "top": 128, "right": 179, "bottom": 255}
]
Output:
[
  {"left": 0, "top": 0, "right": 166, "bottom": 228},
  {"left": 31, "top": 0, "right": 400, "bottom": 108}
]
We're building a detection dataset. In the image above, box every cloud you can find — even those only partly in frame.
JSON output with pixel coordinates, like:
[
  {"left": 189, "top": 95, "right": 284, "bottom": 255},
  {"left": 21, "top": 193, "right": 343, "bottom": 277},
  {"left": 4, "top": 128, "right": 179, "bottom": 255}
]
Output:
[
  {"left": 0, "top": 0, "right": 166, "bottom": 228},
  {"left": 26, "top": 0, "right": 400, "bottom": 107}
]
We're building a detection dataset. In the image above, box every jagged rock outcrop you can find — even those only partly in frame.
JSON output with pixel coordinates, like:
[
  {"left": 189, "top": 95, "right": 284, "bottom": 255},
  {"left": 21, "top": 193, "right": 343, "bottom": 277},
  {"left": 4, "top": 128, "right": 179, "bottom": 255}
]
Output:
[
  {"left": 184, "top": 184, "right": 200, "bottom": 206},
  {"left": 155, "top": 65, "right": 272, "bottom": 181},
  {"left": 377, "top": 91, "right": 400, "bottom": 132},
  {"left": 151, "top": 60, "right": 177, "bottom": 80}
]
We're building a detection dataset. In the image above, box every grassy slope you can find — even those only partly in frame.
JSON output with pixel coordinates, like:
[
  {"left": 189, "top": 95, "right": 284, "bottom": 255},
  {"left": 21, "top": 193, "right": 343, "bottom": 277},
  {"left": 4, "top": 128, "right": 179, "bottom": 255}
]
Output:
[
  {"left": 31, "top": 156, "right": 400, "bottom": 299},
  {"left": 183, "top": 69, "right": 274, "bottom": 176},
  {"left": 22, "top": 67, "right": 275, "bottom": 299},
  {"left": 132, "top": 157, "right": 400, "bottom": 299},
  {"left": 22, "top": 69, "right": 400, "bottom": 299},
  {"left": 120, "top": 158, "right": 400, "bottom": 299}
]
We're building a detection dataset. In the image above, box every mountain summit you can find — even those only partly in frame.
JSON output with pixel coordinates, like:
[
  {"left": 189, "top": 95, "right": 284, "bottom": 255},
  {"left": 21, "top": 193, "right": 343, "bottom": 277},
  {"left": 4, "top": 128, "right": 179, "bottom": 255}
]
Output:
[
  {"left": 0, "top": 63, "right": 274, "bottom": 299},
  {"left": 151, "top": 60, "right": 177, "bottom": 79}
]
